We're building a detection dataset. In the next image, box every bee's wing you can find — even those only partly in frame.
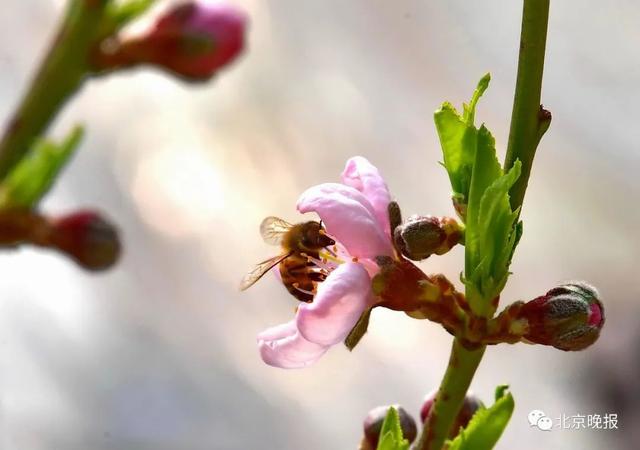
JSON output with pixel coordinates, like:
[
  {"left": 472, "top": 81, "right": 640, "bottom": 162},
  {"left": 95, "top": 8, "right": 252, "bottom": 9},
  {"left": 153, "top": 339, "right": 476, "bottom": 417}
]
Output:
[
  {"left": 260, "top": 216, "right": 293, "bottom": 245},
  {"left": 239, "top": 252, "right": 292, "bottom": 291}
]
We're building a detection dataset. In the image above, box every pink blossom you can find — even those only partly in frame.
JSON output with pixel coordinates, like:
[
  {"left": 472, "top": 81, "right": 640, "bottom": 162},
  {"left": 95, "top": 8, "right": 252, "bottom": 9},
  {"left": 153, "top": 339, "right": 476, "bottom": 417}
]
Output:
[{"left": 258, "top": 157, "right": 393, "bottom": 368}]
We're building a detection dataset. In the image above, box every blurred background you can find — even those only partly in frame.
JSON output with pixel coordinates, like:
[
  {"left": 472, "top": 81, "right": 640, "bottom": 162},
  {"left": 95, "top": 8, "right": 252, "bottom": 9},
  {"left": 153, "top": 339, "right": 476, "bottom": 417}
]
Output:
[{"left": 1, "top": 0, "right": 639, "bottom": 449}]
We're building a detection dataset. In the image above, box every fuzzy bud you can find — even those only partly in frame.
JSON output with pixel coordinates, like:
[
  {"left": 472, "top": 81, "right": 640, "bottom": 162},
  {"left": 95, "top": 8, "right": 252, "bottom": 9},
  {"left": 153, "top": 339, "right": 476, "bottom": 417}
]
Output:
[
  {"left": 518, "top": 282, "right": 604, "bottom": 351},
  {"left": 50, "top": 211, "right": 121, "bottom": 271},
  {"left": 363, "top": 405, "right": 417, "bottom": 448},
  {"left": 97, "top": 2, "right": 247, "bottom": 81},
  {"left": 393, "top": 215, "right": 462, "bottom": 261},
  {"left": 420, "top": 390, "right": 483, "bottom": 437}
]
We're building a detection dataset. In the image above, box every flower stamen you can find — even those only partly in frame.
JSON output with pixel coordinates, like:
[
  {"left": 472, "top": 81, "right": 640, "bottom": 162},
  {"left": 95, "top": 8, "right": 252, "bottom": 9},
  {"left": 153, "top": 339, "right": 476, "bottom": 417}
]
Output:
[{"left": 318, "top": 250, "right": 344, "bottom": 265}]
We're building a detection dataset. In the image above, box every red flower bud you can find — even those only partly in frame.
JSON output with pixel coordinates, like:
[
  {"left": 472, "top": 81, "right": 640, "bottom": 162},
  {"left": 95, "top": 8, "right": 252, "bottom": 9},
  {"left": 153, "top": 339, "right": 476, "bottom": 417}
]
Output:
[
  {"left": 50, "top": 210, "right": 121, "bottom": 271},
  {"left": 518, "top": 282, "right": 604, "bottom": 351},
  {"left": 97, "top": 1, "right": 247, "bottom": 81},
  {"left": 393, "top": 215, "right": 462, "bottom": 261},
  {"left": 420, "top": 390, "right": 483, "bottom": 437},
  {"left": 363, "top": 405, "right": 417, "bottom": 448}
]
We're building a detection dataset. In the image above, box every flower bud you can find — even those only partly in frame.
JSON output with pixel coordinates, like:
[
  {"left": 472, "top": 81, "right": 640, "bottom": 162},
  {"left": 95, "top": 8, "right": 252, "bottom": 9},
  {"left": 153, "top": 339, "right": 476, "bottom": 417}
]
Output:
[
  {"left": 96, "top": 2, "right": 247, "bottom": 81},
  {"left": 393, "top": 215, "right": 462, "bottom": 261},
  {"left": 420, "top": 390, "right": 483, "bottom": 437},
  {"left": 50, "top": 211, "right": 121, "bottom": 271},
  {"left": 518, "top": 282, "right": 604, "bottom": 351},
  {"left": 363, "top": 405, "right": 417, "bottom": 448}
]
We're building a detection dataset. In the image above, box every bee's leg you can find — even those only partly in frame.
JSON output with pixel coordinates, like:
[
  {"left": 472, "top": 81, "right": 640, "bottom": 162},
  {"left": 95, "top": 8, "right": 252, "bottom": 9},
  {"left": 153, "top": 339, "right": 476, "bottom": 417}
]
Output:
[
  {"left": 286, "top": 282, "right": 314, "bottom": 303},
  {"left": 308, "top": 271, "right": 328, "bottom": 282}
]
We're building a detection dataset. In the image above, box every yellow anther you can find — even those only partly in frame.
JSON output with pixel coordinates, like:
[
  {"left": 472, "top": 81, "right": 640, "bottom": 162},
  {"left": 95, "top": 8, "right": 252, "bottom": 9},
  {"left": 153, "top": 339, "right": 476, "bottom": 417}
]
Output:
[{"left": 319, "top": 250, "right": 344, "bottom": 264}]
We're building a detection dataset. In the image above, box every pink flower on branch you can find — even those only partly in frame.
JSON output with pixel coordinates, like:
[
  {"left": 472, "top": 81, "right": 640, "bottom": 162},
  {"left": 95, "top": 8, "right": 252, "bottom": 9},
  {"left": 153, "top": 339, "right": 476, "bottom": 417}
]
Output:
[{"left": 258, "top": 157, "right": 394, "bottom": 368}]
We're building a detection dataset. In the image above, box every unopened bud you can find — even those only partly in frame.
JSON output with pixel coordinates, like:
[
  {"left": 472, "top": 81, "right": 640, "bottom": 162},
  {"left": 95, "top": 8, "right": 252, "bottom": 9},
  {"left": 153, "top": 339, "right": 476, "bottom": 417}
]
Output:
[
  {"left": 363, "top": 405, "right": 417, "bottom": 448},
  {"left": 393, "top": 215, "right": 463, "bottom": 261},
  {"left": 50, "top": 211, "right": 121, "bottom": 271},
  {"left": 96, "top": 2, "right": 247, "bottom": 81},
  {"left": 518, "top": 282, "right": 604, "bottom": 351},
  {"left": 420, "top": 390, "right": 483, "bottom": 437}
]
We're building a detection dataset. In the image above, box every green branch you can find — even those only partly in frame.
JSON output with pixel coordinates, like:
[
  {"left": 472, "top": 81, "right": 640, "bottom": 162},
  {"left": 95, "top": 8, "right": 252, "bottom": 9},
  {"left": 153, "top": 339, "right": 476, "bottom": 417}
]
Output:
[
  {"left": 504, "top": 0, "right": 551, "bottom": 211},
  {"left": 0, "top": 0, "right": 108, "bottom": 181},
  {"left": 414, "top": 340, "right": 485, "bottom": 450}
]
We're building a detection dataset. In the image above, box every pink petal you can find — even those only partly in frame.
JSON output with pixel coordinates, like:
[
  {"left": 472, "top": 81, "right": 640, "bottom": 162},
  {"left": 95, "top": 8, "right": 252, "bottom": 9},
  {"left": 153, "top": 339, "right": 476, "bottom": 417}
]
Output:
[
  {"left": 341, "top": 156, "right": 392, "bottom": 235},
  {"left": 257, "top": 321, "right": 328, "bottom": 369},
  {"left": 297, "top": 183, "right": 393, "bottom": 259},
  {"left": 296, "top": 262, "right": 374, "bottom": 346}
]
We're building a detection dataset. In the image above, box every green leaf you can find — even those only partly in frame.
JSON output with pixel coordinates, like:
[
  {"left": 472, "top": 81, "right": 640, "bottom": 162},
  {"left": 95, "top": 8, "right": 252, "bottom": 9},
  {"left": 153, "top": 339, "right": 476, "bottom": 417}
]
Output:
[
  {"left": 508, "top": 220, "right": 524, "bottom": 266},
  {"left": 434, "top": 103, "right": 475, "bottom": 200},
  {"left": 462, "top": 125, "right": 521, "bottom": 315},
  {"left": 465, "top": 154, "right": 521, "bottom": 313},
  {"left": 447, "top": 386, "right": 515, "bottom": 450},
  {"left": 494, "top": 384, "right": 509, "bottom": 401},
  {"left": 376, "top": 407, "right": 410, "bottom": 450},
  {"left": 477, "top": 162, "right": 521, "bottom": 290},
  {"left": 434, "top": 74, "right": 491, "bottom": 221},
  {"left": 0, "top": 126, "right": 84, "bottom": 209},
  {"left": 435, "top": 75, "right": 523, "bottom": 315},
  {"left": 463, "top": 73, "right": 491, "bottom": 126}
]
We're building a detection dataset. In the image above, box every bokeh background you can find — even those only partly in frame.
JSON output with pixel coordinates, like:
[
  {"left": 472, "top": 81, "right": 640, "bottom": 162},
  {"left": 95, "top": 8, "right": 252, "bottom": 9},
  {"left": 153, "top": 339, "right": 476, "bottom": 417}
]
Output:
[{"left": 1, "top": 0, "right": 639, "bottom": 449}]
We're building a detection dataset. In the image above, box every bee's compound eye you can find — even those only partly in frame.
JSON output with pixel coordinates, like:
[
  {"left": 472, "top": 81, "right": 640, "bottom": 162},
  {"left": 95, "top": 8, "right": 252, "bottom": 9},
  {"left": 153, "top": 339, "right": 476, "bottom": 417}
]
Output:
[{"left": 318, "top": 233, "right": 335, "bottom": 248}]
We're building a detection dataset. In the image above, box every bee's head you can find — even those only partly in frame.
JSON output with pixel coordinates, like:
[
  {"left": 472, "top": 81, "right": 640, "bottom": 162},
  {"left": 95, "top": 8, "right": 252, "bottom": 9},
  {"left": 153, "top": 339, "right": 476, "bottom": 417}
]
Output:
[{"left": 301, "top": 220, "right": 335, "bottom": 250}]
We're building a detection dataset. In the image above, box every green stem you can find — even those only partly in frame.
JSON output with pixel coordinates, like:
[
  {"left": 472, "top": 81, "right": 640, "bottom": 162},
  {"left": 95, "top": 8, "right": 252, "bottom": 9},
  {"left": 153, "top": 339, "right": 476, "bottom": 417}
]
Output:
[
  {"left": 0, "top": 0, "right": 108, "bottom": 181},
  {"left": 415, "top": 339, "right": 485, "bottom": 450},
  {"left": 504, "top": 0, "right": 551, "bottom": 211},
  {"left": 416, "top": 2, "right": 551, "bottom": 449}
]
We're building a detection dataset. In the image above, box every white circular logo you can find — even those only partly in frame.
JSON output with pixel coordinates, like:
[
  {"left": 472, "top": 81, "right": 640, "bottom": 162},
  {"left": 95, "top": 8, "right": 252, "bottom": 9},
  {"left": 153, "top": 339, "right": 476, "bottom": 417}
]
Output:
[{"left": 528, "top": 410, "right": 553, "bottom": 431}]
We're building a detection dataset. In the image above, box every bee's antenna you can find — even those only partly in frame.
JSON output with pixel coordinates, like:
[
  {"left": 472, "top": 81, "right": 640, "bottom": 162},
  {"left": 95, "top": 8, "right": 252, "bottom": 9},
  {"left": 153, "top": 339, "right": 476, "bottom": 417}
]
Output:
[{"left": 319, "top": 219, "right": 324, "bottom": 228}]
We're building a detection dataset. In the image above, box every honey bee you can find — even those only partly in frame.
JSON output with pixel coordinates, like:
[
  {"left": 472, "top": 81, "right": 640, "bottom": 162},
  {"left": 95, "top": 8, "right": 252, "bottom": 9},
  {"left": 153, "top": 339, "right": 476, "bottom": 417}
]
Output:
[{"left": 240, "top": 216, "right": 336, "bottom": 302}]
